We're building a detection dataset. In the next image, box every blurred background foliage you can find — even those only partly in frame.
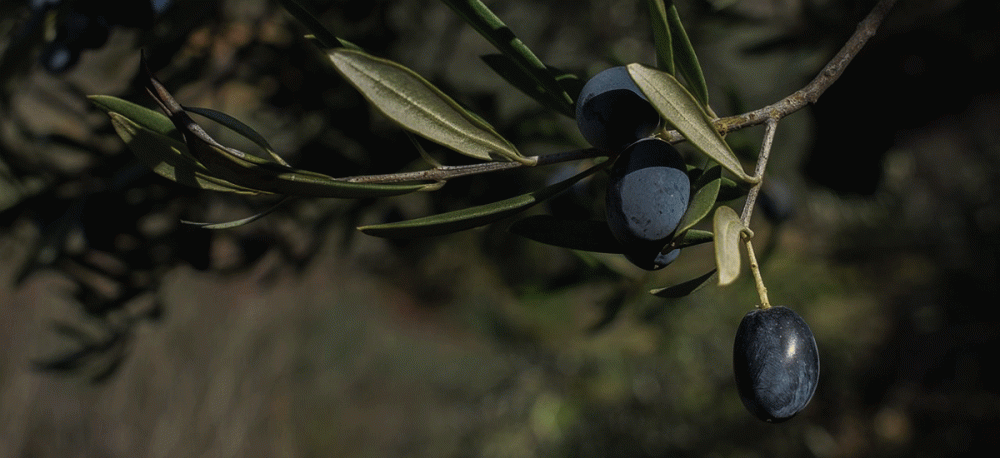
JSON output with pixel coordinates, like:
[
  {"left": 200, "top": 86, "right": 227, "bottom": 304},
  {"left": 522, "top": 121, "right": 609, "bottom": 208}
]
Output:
[{"left": 1, "top": 0, "right": 998, "bottom": 456}]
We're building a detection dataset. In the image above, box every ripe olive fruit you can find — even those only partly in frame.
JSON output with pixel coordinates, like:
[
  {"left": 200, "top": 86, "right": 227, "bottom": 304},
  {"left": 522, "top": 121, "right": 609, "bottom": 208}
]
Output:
[
  {"left": 576, "top": 66, "right": 660, "bottom": 150},
  {"left": 605, "top": 138, "right": 690, "bottom": 270},
  {"left": 733, "top": 306, "right": 820, "bottom": 422}
]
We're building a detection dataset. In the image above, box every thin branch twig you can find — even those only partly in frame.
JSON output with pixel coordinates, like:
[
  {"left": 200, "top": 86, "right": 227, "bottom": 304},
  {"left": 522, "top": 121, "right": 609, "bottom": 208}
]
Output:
[
  {"left": 339, "top": 147, "right": 607, "bottom": 184},
  {"left": 740, "top": 118, "right": 778, "bottom": 225},
  {"left": 659, "top": 0, "right": 899, "bottom": 143}
]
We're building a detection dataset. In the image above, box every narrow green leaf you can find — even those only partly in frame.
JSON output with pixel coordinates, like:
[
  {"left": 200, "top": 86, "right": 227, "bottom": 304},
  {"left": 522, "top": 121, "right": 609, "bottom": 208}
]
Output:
[
  {"left": 713, "top": 205, "right": 744, "bottom": 286},
  {"left": 665, "top": 3, "right": 710, "bottom": 107},
  {"left": 509, "top": 215, "right": 623, "bottom": 253},
  {"left": 139, "top": 64, "right": 433, "bottom": 199},
  {"left": 647, "top": 0, "right": 674, "bottom": 74},
  {"left": 89, "top": 95, "right": 180, "bottom": 141},
  {"left": 329, "top": 48, "right": 529, "bottom": 164},
  {"left": 105, "top": 111, "right": 265, "bottom": 195},
  {"left": 182, "top": 197, "right": 291, "bottom": 229},
  {"left": 480, "top": 54, "right": 576, "bottom": 118},
  {"left": 649, "top": 269, "right": 717, "bottom": 298},
  {"left": 276, "top": 0, "right": 359, "bottom": 49},
  {"left": 359, "top": 161, "right": 607, "bottom": 238},
  {"left": 440, "top": 0, "right": 574, "bottom": 114},
  {"left": 184, "top": 106, "right": 290, "bottom": 166},
  {"left": 673, "top": 229, "right": 713, "bottom": 248},
  {"left": 675, "top": 164, "right": 721, "bottom": 235},
  {"left": 627, "top": 64, "right": 754, "bottom": 183}
]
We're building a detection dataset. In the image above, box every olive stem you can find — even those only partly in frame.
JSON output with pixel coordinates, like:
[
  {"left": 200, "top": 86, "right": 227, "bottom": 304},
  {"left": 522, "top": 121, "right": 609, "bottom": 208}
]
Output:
[
  {"left": 739, "top": 118, "right": 777, "bottom": 309},
  {"left": 744, "top": 237, "right": 772, "bottom": 309},
  {"left": 337, "top": 147, "right": 606, "bottom": 184},
  {"left": 740, "top": 118, "right": 778, "bottom": 226}
]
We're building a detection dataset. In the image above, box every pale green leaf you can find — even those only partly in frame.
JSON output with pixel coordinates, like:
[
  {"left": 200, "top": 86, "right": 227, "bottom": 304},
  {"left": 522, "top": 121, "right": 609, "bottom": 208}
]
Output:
[
  {"left": 713, "top": 205, "right": 745, "bottom": 286},
  {"left": 329, "top": 48, "right": 530, "bottom": 164},
  {"left": 627, "top": 64, "right": 754, "bottom": 183}
]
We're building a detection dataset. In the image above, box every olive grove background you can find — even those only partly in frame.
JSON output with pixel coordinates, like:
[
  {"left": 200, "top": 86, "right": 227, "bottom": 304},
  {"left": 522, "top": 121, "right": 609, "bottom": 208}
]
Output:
[{"left": 1, "top": 0, "right": 998, "bottom": 456}]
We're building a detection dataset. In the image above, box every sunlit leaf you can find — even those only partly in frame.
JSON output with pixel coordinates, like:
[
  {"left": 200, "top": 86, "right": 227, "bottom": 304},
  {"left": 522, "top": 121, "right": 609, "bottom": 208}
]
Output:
[
  {"left": 649, "top": 269, "right": 717, "bottom": 298},
  {"left": 713, "top": 205, "right": 745, "bottom": 286},
  {"left": 627, "top": 64, "right": 755, "bottom": 183},
  {"left": 329, "top": 48, "right": 529, "bottom": 164},
  {"left": 675, "top": 164, "right": 721, "bottom": 235},
  {"left": 440, "top": 0, "right": 574, "bottom": 114},
  {"left": 359, "top": 161, "right": 607, "bottom": 238},
  {"left": 509, "top": 215, "right": 623, "bottom": 253}
]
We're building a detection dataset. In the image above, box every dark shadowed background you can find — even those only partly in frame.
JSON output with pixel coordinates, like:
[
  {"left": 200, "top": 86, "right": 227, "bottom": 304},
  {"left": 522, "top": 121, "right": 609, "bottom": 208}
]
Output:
[{"left": 2, "top": 0, "right": 998, "bottom": 456}]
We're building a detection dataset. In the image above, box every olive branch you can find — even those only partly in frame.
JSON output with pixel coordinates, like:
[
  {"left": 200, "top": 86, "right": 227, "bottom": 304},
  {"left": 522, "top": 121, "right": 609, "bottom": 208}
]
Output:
[{"left": 90, "top": 0, "right": 899, "bottom": 297}]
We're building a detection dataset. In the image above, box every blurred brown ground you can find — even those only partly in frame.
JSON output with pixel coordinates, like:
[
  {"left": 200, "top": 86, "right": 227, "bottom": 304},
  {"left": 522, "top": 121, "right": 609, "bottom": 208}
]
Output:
[{"left": 2, "top": 0, "right": 999, "bottom": 456}]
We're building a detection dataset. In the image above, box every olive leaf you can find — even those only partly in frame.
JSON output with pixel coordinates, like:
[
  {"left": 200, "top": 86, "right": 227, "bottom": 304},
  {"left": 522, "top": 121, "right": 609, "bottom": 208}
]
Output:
[
  {"left": 89, "top": 94, "right": 180, "bottom": 141},
  {"left": 359, "top": 161, "right": 607, "bottom": 238},
  {"left": 713, "top": 205, "right": 745, "bottom": 286},
  {"left": 90, "top": 95, "right": 260, "bottom": 194},
  {"left": 480, "top": 54, "right": 578, "bottom": 118},
  {"left": 509, "top": 215, "right": 623, "bottom": 253},
  {"left": 646, "top": 0, "right": 674, "bottom": 75},
  {"left": 440, "top": 0, "right": 574, "bottom": 115},
  {"left": 140, "top": 61, "right": 432, "bottom": 198},
  {"left": 627, "top": 64, "right": 755, "bottom": 183},
  {"left": 675, "top": 164, "right": 722, "bottom": 236},
  {"left": 182, "top": 197, "right": 292, "bottom": 229},
  {"left": 673, "top": 229, "right": 714, "bottom": 248},
  {"left": 665, "top": 2, "right": 709, "bottom": 107},
  {"left": 649, "top": 269, "right": 718, "bottom": 298},
  {"left": 328, "top": 48, "right": 530, "bottom": 165},
  {"left": 276, "top": 0, "right": 359, "bottom": 49},
  {"left": 184, "top": 106, "right": 290, "bottom": 166}
]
